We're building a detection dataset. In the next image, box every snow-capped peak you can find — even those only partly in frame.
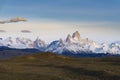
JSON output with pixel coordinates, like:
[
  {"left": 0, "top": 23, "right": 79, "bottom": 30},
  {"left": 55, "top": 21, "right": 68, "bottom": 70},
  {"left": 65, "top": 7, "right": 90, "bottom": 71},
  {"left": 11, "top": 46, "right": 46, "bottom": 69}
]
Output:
[
  {"left": 46, "top": 31, "right": 120, "bottom": 54},
  {"left": 33, "top": 37, "right": 46, "bottom": 50},
  {"left": 66, "top": 34, "right": 73, "bottom": 43},
  {"left": 0, "top": 31, "right": 119, "bottom": 55},
  {"left": 72, "top": 31, "right": 81, "bottom": 41},
  {"left": 66, "top": 31, "right": 81, "bottom": 43},
  {"left": 0, "top": 37, "right": 47, "bottom": 50}
]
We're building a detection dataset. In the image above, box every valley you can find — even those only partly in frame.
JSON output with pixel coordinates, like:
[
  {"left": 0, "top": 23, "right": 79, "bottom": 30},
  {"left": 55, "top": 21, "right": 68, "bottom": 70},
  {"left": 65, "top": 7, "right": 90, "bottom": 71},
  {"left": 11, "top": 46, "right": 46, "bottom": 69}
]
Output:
[{"left": 0, "top": 52, "right": 120, "bottom": 80}]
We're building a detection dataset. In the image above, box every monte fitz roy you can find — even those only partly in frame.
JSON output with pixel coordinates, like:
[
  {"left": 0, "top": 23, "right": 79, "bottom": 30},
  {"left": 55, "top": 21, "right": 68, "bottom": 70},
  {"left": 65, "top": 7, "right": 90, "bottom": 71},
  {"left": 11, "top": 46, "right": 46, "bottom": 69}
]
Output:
[{"left": 0, "top": 31, "right": 120, "bottom": 55}]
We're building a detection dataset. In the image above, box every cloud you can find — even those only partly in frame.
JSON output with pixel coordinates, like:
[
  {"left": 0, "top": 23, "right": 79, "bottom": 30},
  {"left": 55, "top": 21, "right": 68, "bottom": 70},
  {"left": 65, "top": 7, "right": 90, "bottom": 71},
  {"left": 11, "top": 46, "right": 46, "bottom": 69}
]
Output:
[
  {"left": 0, "top": 17, "right": 27, "bottom": 24},
  {"left": 21, "top": 30, "right": 31, "bottom": 33},
  {"left": 10, "top": 17, "right": 26, "bottom": 22},
  {"left": 0, "top": 30, "right": 6, "bottom": 33},
  {"left": 0, "top": 21, "right": 9, "bottom": 24}
]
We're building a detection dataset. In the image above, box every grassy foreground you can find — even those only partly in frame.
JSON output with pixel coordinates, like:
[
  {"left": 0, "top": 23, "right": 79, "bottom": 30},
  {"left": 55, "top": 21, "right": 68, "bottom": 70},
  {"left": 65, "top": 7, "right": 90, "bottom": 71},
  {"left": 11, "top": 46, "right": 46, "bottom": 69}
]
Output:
[{"left": 0, "top": 52, "right": 120, "bottom": 80}]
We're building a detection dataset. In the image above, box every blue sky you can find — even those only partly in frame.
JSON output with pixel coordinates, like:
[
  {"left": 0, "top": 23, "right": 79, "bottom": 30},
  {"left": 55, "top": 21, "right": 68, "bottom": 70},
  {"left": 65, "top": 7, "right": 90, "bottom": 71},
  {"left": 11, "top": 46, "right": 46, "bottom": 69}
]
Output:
[
  {"left": 0, "top": 0, "right": 120, "bottom": 21},
  {"left": 0, "top": 0, "right": 120, "bottom": 43}
]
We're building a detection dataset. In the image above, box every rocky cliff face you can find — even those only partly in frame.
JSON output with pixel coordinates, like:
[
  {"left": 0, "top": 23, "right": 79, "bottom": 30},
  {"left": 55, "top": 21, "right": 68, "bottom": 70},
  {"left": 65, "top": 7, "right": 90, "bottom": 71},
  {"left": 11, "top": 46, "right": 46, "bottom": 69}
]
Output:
[{"left": 72, "top": 31, "right": 81, "bottom": 41}]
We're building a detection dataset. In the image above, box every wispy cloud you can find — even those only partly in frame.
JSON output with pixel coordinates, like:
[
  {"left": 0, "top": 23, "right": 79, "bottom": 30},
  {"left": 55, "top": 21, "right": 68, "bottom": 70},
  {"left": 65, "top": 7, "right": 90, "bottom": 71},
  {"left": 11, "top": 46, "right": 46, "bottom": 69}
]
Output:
[
  {"left": 0, "top": 17, "right": 27, "bottom": 24},
  {"left": 0, "top": 30, "right": 6, "bottom": 33},
  {"left": 21, "top": 30, "right": 31, "bottom": 33}
]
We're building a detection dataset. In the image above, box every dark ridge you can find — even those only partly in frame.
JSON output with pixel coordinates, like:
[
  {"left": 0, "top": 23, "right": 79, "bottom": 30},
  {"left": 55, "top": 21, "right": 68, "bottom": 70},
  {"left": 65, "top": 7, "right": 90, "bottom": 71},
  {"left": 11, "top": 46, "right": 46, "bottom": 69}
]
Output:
[
  {"left": 62, "top": 51, "right": 120, "bottom": 58},
  {"left": 0, "top": 46, "right": 40, "bottom": 59},
  {"left": 9, "top": 52, "right": 69, "bottom": 61},
  {"left": 0, "top": 46, "right": 119, "bottom": 59}
]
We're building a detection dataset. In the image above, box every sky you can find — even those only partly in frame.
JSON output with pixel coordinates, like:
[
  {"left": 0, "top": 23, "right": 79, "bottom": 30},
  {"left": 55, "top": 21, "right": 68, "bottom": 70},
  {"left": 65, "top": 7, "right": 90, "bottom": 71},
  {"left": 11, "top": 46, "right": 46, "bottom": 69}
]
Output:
[{"left": 0, "top": 0, "right": 120, "bottom": 43}]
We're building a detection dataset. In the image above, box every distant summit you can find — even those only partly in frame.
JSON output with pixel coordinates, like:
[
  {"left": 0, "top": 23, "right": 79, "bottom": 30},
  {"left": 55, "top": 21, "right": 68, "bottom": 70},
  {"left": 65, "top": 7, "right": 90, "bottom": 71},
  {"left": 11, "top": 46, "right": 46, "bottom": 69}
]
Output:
[
  {"left": 66, "top": 34, "right": 72, "bottom": 43},
  {"left": 33, "top": 37, "right": 46, "bottom": 51},
  {"left": 0, "top": 31, "right": 120, "bottom": 55},
  {"left": 66, "top": 31, "right": 81, "bottom": 43},
  {"left": 46, "top": 31, "right": 120, "bottom": 54},
  {"left": 72, "top": 31, "right": 81, "bottom": 41}
]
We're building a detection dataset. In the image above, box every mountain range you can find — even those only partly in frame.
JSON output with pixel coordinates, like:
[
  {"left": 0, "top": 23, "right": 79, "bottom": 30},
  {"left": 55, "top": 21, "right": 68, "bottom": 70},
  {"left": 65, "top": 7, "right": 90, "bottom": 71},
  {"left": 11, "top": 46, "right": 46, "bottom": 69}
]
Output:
[{"left": 0, "top": 31, "right": 120, "bottom": 55}]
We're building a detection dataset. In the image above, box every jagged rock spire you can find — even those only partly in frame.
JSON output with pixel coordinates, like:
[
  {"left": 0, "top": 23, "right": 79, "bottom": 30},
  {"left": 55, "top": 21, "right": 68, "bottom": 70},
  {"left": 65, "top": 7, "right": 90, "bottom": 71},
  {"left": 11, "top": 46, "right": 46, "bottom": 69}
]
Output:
[
  {"left": 33, "top": 37, "right": 46, "bottom": 49},
  {"left": 66, "top": 34, "right": 72, "bottom": 43},
  {"left": 72, "top": 31, "right": 81, "bottom": 41}
]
